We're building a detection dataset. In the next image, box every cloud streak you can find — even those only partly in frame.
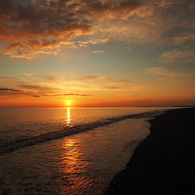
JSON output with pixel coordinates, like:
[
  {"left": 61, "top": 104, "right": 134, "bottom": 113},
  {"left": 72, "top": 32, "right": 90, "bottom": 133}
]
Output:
[
  {"left": 159, "top": 48, "right": 195, "bottom": 63},
  {"left": 78, "top": 39, "right": 108, "bottom": 47},
  {"left": 69, "top": 75, "right": 131, "bottom": 86},
  {"left": 145, "top": 67, "right": 195, "bottom": 80},
  {"left": 93, "top": 50, "right": 104, "bottom": 53},
  {"left": 0, "top": 87, "right": 93, "bottom": 98},
  {"left": 0, "top": 73, "right": 132, "bottom": 100}
]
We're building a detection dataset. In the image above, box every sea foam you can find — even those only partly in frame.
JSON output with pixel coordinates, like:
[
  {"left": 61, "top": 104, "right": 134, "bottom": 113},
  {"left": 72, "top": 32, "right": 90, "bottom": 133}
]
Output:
[{"left": 0, "top": 110, "right": 166, "bottom": 154}]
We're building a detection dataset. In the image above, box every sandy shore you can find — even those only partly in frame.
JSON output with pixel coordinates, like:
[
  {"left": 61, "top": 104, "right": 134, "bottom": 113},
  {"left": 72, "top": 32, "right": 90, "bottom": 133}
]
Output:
[{"left": 104, "top": 108, "right": 195, "bottom": 194}]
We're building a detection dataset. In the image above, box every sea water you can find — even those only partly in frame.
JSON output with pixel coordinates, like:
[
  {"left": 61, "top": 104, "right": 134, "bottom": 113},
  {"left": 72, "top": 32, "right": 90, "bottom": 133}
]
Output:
[{"left": 0, "top": 107, "right": 175, "bottom": 194}]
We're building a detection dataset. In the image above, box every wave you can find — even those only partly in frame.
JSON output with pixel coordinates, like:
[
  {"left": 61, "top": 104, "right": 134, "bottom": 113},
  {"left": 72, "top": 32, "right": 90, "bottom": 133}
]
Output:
[{"left": 0, "top": 109, "right": 168, "bottom": 154}]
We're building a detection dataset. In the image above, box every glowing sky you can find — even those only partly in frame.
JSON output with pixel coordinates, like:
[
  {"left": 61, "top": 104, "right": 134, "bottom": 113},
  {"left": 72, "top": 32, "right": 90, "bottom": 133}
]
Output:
[{"left": 0, "top": 0, "right": 195, "bottom": 107}]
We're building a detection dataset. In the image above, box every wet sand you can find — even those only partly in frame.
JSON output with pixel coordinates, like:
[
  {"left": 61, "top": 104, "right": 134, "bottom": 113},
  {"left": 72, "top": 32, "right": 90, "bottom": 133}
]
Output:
[{"left": 104, "top": 108, "right": 195, "bottom": 194}]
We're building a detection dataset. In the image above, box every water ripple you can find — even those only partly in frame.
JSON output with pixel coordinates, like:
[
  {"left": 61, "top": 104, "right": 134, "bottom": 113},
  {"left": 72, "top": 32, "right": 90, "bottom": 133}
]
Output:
[{"left": 0, "top": 110, "right": 165, "bottom": 154}]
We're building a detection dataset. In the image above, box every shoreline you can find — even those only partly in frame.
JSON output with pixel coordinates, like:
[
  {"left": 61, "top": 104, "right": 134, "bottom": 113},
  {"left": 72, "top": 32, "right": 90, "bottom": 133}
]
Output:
[
  {"left": 0, "top": 109, "right": 164, "bottom": 154},
  {"left": 104, "top": 107, "right": 195, "bottom": 194}
]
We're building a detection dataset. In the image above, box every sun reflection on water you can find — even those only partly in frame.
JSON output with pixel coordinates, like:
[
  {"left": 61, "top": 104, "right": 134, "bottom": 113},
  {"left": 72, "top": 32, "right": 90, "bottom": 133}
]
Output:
[
  {"left": 59, "top": 138, "right": 89, "bottom": 194},
  {"left": 63, "top": 139, "right": 79, "bottom": 172},
  {"left": 66, "top": 107, "right": 71, "bottom": 126}
]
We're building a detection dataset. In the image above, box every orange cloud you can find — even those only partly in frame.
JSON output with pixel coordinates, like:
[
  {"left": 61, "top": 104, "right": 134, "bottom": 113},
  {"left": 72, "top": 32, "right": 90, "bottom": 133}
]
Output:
[
  {"left": 0, "top": 0, "right": 143, "bottom": 58},
  {"left": 78, "top": 38, "right": 109, "bottom": 47},
  {"left": 1, "top": 0, "right": 194, "bottom": 61},
  {"left": 157, "top": 0, "right": 185, "bottom": 8},
  {"left": 86, "top": 1, "right": 143, "bottom": 19},
  {"left": 0, "top": 73, "right": 133, "bottom": 101},
  {"left": 3, "top": 39, "right": 75, "bottom": 59}
]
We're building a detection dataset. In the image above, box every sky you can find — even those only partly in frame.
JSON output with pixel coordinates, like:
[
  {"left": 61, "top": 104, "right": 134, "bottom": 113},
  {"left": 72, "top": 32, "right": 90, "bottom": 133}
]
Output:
[{"left": 0, "top": 0, "right": 195, "bottom": 108}]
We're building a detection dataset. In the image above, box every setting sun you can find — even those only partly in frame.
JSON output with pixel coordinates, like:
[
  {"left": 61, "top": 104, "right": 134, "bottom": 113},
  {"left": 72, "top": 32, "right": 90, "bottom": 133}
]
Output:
[
  {"left": 66, "top": 100, "right": 71, "bottom": 106},
  {"left": 0, "top": 0, "right": 195, "bottom": 109},
  {"left": 1, "top": 0, "right": 195, "bottom": 194}
]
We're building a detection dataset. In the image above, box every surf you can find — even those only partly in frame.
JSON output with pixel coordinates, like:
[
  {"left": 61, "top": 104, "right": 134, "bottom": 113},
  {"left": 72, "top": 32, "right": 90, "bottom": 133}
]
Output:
[{"left": 0, "top": 110, "right": 166, "bottom": 154}]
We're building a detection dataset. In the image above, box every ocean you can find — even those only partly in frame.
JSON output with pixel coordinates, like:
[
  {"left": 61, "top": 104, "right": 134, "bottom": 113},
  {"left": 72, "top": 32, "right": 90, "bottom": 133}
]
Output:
[{"left": 0, "top": 107, "right": 175, "bottom": 194}]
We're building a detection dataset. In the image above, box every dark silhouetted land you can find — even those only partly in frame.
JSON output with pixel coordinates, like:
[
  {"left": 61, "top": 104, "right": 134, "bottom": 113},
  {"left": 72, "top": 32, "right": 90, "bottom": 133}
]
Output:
[{"left": 105, "top": 108, "right": 195, "bottom": 194}]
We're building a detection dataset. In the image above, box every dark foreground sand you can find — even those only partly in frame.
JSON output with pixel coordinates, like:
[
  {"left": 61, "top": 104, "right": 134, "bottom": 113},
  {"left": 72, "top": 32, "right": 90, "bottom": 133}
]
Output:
[{"left": 104, "top": 108, "right": 195, "bottom": 194}]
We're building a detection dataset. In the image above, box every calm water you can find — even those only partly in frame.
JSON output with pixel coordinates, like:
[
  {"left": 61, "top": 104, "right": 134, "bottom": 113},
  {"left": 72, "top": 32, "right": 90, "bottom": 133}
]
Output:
[{"left": 0, "top": 107, "right": 175, "bottom": 194}]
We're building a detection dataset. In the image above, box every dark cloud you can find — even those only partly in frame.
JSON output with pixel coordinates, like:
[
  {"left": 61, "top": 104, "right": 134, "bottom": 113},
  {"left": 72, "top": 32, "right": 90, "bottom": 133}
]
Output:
[
  {"left": 0, "top": 87, "right": 93, "bottom": 97},
  {"left": 87, "top": 0, "right": 142, "bottom": 18},
  {"left": 0, "top": 0, "right": 143, "bottom": 58},
  {"left": 0, "top": 87, "right": 29, "bottom": 97},
  {"left": 1, "top": 0, "right": 194, "bottom": 60},
  {"left": 0, "top": 87, "right": 44, "bottom": 97},
  {"left": 0, "top": 88, "right": 20, "bottom": 92},
  {"left": 93, "top": 0, "right": 195, "bottom": 51}
]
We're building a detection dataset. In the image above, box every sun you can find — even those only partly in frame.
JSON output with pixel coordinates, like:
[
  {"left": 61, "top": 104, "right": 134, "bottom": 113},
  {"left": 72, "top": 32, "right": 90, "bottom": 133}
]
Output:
[{"left": 66, "top": 100, "right": 71, "bottom": 106}]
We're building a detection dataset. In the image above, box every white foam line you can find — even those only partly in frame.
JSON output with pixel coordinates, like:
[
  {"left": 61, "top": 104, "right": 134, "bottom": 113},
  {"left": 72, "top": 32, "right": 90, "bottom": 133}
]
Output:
[{"left": 0, "top": 110, "right": 167, "bottom": 154}]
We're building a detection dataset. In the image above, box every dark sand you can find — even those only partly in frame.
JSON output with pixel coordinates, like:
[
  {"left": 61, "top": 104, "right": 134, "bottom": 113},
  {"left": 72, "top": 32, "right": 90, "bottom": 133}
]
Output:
[{"left": 104, "top": 108, "right": 195, "bottom": 194}]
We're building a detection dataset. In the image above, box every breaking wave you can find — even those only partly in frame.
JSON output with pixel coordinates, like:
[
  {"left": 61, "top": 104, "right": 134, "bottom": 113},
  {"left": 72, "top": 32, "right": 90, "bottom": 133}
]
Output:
[{"left": 0, "top": 110, "right": 167, "bottom": 154}]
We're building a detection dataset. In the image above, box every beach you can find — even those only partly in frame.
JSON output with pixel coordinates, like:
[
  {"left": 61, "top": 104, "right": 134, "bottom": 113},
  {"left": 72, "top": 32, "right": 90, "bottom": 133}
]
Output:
[
  {"left": 1, "top": 107, "right": 194, "bottom": 194},
  {"left": 105, "top": 108, "right": 195, "bottom": 194},
  {"left": 0, "top": 107, "right": 160, "bottom": 195}
]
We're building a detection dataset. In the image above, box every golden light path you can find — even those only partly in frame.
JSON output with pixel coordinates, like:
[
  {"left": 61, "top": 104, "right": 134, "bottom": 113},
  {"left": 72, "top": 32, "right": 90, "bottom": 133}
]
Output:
[{"left": 66, "top": 107, "right": 71, "bottom": 125}]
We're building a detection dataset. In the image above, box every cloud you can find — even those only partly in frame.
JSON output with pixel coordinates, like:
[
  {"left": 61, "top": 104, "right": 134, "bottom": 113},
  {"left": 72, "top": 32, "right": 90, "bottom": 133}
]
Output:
[
  {"left": 70, "top": 75, "right": 131, "bottom": 85},
  {"left": 0, "top": 88, "right": 21, "bottom": 92},
  {"left": 172, "top": 33, "right": 195, "bottom": 45},
  {"left": 1, "top": 0, "right": 194, "bottom": 59},
  {"left": 3, "top": 39, "right": 75, "bottom": 59},
  {"left": 42, "top": 75, "right": 58, "bottom": 80},
  {"left": 0, "top": 0, "right": 143, "bottom": 58},
  {"left": 78, "top": 38, "right": 108, "bottom": 47},
  {"left": 45, "top": 93, "right": 93, "bottom": 97},
  {"left": 101, "top": 86, "right": 120, "bottom": 90},
  {"left": 0, "top": 87, "right": 93, "bottom": 98},
  {"left": 157, "top": 0, "right": 186, "bottom": 8},
  {"left": 23, "top": 72, "right": 35, "bottom": 77},
  {"left": 145, "top": 67, "right": 195, "bottom": 80},
  {"left": 0, "top": 73, "right": 132, "bottom": 98},
  {"left": 159, "top": 48, "right": 195, "bottom": 63},
  {"left": 85, "top": 0, "right": 143, "bottom": 19},
  {"left": 23, "top": 72, "right": 58, "bottom": 80},
  {"left": 0, "top": 87, "right": 38, "bottom": 97},
  {"left": 19, "top": 85, "right": 54, "bottom": 91},
  {"left": 94, "top": 0, "right": 195, "bottom": 48},
  {"left": 76, "top": 75, "right": 102, "bottom": 80},
  {"left": 93, "top": 50, "right": 104, "bottom": 53},
  {"left": 65, "top": 74, "right": 132, "bottom": 91}
]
